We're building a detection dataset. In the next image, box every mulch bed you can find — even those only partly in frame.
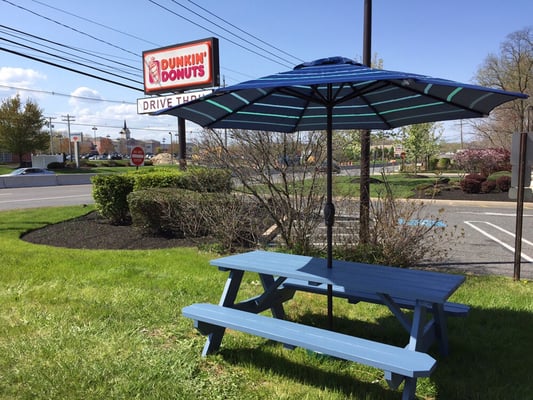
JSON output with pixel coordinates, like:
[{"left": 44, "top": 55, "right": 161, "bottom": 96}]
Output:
[{"left": 21, "top": 188, "right": 514, "bottom": 250}]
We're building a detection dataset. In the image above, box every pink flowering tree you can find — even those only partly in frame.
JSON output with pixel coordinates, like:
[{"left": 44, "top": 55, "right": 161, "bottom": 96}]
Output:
[{"left": 454, "top": 148, "right": 511, "bottom": 176}]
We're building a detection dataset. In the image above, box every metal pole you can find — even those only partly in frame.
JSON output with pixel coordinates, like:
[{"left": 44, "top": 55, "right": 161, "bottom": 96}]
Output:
[
  {"left": 513, "top": 131, "right": 527, "bottom": 281},
  {"left": 48, "top": 117, "right": 55, "bottom": 154},
  {"left": 325, "top": 84, "right": 335, "bottom": 331},
  {"left": 178, "top": 117, "right": 186, "bottom": 170},
  {"left": 168, "top": 132, "right": 173, "bottom": 162},
  {"left": 359, "top": 0, "right": 372, "bottom": 244},
  {"left": 514, "top": 106, "right": 532, "bottom": 280}
]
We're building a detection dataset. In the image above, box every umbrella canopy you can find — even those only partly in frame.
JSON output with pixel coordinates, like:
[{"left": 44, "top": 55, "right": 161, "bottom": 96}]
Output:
[
  {"left": 157, "top": 56, "right": 527, "bottom": 328},
  {"left": 158, "top": 56, "right": 526, "bottom": 132}
]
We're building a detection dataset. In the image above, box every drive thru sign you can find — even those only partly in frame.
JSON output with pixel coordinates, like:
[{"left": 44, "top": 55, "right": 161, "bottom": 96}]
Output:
[{"left": 131, "top": 146, "right": 145, "bottom": 167}]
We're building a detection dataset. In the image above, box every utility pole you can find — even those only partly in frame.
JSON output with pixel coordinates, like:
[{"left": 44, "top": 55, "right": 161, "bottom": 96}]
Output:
[
  {"left": 47, "top": 116, "right": 56, "bottom": 154},
  {"left": 62, "top": 114, "right": 75, "bottom": 163}
]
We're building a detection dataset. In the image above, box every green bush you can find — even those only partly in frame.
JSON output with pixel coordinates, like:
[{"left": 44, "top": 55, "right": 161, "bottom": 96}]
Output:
[
  {"left": 128, "top": 189, "right": 210, "bottom": 237},
  {"left": 131, "top": 167, "right": 232, "bottom": 192},
  {"left": 436, "top": 157, "right": 451, "bottom": 170},
  {"left": 92, "top": 167, "right": 232, "bottom": 225},
  {"left": 132, "top": 171, "right": 190, "bottom": 190},
  {"left": 186, "top": 167, "right": 233, "bottom": 193},
  {"left": 92, "top": 175, "right": 135, "bottom": 224}
]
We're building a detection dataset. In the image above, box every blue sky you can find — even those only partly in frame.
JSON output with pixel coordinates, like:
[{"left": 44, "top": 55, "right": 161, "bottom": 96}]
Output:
[{"left": 1, "top": 0, "right": 532, "bottom": 143}]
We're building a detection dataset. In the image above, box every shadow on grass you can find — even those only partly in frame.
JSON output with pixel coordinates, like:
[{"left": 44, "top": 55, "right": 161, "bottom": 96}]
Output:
[
  {"left": 220, "top": 345, "right": 400, "bottom": 399},
  {"left": 211, "top": 306, "right": 533, "bottom": 400}
]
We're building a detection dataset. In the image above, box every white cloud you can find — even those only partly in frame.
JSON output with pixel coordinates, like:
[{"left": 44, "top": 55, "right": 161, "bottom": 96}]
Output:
[
  {"left": 0, "top": 67, "right": 46, "bottom": 88},
  {"left": 68, "top": 86, "right": 103, "bottom": 106},
  {"left": 0, "top": 68, "right": 47, "bottom": 100}
]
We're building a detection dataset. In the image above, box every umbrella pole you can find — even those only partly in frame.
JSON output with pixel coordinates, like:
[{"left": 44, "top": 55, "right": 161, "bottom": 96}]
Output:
[{"left": 325, "top": 101, "right": 335, "bottom": 330}]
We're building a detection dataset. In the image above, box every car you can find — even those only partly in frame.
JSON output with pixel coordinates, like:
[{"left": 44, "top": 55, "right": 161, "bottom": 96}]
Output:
[
  {"left": 0, "top": 167, "right": 55, "bottom": 176},
  {"left": 315, "top": 160, "right": 341, "bottom": 174}
]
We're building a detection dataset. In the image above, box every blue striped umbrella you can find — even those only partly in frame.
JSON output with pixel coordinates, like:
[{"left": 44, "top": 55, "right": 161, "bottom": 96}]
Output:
[{"left": 158, "top": 57, "right": 526, "bottom": 328}]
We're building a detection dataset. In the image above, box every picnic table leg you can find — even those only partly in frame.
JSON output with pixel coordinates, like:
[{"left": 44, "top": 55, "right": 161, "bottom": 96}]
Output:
[
  {"left": 432, "top": 303, "right": 449, "bottom": 356},
  {"left": 407, "top": 302, "right": 427, "bottom": 352},
  {"left": 219, "top": 269, "right": 245, "bottom": 307},
  {"left": 259, "top": 274, "right": 287, "bottom": 320},
  {"left": 200, "top": 269, "right": 245, "bottom": 356}
]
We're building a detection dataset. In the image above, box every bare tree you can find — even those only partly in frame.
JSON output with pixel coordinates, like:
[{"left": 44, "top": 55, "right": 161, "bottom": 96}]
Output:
[
  {"left": 472, "top": 27, "right": 533, "bottom": 147},
  {"left": 196, "top": 128, "right": 327, "bottom": 253}
]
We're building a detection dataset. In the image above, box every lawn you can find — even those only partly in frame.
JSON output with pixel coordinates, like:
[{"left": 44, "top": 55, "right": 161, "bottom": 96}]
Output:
[{"left": 0, "top": 206, "right": 532, "bottom": 399}]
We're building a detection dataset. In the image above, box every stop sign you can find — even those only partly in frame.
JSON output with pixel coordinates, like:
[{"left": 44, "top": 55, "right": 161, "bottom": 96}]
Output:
[{"left": 130, "top": 146, "right": 145, "bottom": 166}]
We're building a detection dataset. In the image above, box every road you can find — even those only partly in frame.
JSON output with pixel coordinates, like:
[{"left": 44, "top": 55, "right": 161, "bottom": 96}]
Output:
[
  {"left": 1, "top": 183, "right": 532, "bottom": 279},
  {"left": 0, "top": 185, "right": 94, "bottom": 211}
]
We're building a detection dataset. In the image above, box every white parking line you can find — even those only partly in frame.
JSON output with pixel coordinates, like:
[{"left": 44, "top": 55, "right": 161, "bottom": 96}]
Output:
[{"left": 465, "top": 221, "right": 533, "bottom": 262}]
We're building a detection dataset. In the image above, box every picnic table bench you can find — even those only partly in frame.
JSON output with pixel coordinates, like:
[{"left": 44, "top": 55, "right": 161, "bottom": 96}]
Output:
[
  {"left": 182, "top": 250, "right": 468, "bottom": 399},
  {"left": 183, "top": 303, "right": 436, "bottom": 400}
]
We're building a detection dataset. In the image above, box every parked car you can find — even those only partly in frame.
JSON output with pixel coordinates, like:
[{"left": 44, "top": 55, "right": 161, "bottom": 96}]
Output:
[{"left": 0, "top": 168, "right": 55, "bottom": 176}]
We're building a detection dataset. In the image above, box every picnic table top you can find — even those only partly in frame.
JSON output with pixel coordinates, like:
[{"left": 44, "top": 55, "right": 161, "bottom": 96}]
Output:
[{"left": 210, "top": 250, "right": 465, "bottom": 304}]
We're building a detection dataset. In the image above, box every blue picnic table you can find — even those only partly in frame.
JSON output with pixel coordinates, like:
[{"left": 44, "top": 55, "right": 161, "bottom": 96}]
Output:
[{"left": 182, "top": 250, "right": 468, "bottom": 400}]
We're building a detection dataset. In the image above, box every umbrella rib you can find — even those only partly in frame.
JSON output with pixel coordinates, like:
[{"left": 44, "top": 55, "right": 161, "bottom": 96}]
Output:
[
  {"left": 388, "top": 79, "right": 486, "bottom": 116},
  {"left": 203, "top": 89, "right": 276, "bottom": 128}
]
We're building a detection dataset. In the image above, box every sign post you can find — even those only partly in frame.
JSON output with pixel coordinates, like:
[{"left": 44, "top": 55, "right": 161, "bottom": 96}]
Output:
[{"left": 130, "top": 146, "right": 145, "bottom": 169}]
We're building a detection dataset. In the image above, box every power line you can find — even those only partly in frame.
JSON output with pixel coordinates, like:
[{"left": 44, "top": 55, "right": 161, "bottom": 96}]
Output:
[
  {"left": 0, "top": 46, "right": 144, "bottom": 92},
  {"left": 0, "top": 84, "right": 136, "bottom": 104},
  {"left": 185, "top": 0, "right": 304, "bottom": 64},
  {"left": 28, "top": 0, "right": 161, "bottom": 48},
  {"left": 1, "top": 35, "right": 142, "bottom": 84},
  {"left": 2, "top": 0, "right": 139, "bottom": 57},
  {"left": 147, "top": 0, "right": 294, "bottom": 69},
  {"left": 1, "top": 25, "right": 141, "bottom": 75},
  {"left": 169, "top": 0, "right": 301, "bottom": 66}
]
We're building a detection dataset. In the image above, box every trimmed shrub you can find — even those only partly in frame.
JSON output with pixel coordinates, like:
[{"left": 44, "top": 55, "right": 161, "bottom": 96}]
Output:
[
  {"left": 460, "top": 178, "right": 482, "bottom": 193},
  {"left": 481, "top": 180, "right": 497, "bottom": 193},
  {"left": 92, "top": 175, "right": 135, "bottom": 224},
  {"left": 186, "top": 167, "right": 232, "bottom": 193},
  {"left": 132, "top": 171, "right": 190, "bottom": 190},
  {"left": 496, "top": 175, "right": 512, "bottom": 192},
  {"left": 128, "top": 189, "right": 268, "bottom": 252},
  {"left": 128, "top": 188, "right": 209, "bottom": 237},
  {"left": 464, "top": 173, "right": 486, "bottom": 183}
]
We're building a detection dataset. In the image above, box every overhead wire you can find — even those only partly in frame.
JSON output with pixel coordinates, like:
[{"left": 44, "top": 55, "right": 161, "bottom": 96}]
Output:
[
  {"left": 1, "top": 0, "right": 306, "bottom": 118},
  {"left": 0, "top": 84, "right": 136, "bottom": 104},
  {"left": 169, "top": 0, "right": 301, "bottom": 66},
  {"left": 184, "top": 0, "right": 304, "bottom": 64},
  {"left": 0, "top": 46, "right": 144, "bottom": 92},
  {"left": 1, "top": 0, "right": 140, "bottom": 58},
  {"left": 0, "top": 26, "right": 142, "bottom": 80},
  {"left": 28, "top": 0, "right": 161, "bottom": 48},
  {"left": 147, "top": 0, "right": 294, "bottom": 69}
]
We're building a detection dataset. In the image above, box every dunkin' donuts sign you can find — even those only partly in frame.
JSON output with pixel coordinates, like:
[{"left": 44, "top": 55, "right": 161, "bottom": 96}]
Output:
[{"left": 142, "top": 38, "right": 219, "bottom": 95}]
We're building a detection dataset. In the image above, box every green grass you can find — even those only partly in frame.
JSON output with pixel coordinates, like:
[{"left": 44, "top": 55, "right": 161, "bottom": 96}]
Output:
[
  {"left": 1, "top": 206, "right": 532, "bottom": 399},
  {"left": 335, "top": 173, "right": 460, "bottom": 199}
]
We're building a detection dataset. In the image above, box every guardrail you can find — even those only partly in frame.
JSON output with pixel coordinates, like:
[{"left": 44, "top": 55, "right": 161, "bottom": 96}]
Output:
[{"left": 0, "top": 174, "right": 95, "bottom": 189}]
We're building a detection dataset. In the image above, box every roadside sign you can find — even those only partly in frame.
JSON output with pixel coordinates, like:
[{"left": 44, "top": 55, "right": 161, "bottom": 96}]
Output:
[{"left": 130, "top": 146, "right": 145, "bottom": 167}]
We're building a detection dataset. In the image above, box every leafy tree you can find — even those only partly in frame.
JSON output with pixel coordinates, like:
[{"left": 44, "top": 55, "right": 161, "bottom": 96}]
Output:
[
  {"left": 454, "top": 148, "right": 511, "bottom": 176},
  {"left": 473, "top": 27, "right": 533, "bottom": 148},
  {"left": 333, "top": 130, "right": 361, "bottom": 162},
  {"left": 400, "top": 122, "right": 442, "bottom": 173},
  {"left": 0, "top": 95, "right": 48, "bottom": 166}
]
